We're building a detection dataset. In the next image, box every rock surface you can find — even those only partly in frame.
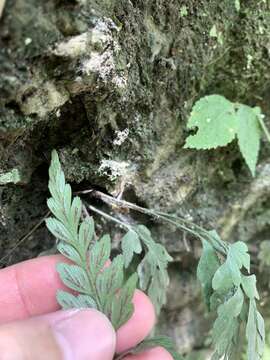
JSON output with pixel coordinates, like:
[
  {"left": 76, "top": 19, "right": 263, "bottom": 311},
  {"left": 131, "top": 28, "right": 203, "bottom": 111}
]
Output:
[{"left": 1, "top": 0, "right": 270, "bottom": 355}]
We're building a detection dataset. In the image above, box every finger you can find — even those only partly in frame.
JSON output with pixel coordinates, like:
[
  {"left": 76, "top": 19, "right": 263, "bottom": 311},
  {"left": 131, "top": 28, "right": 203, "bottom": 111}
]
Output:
[
  {"left": 116, "top": 290, "right": 155, "bottom": 353},
  {"left": 0, "top": 255, "right": 66, "bottom": 323},
  {"left": 0, "top": 255, "right": 156, "bottom": 352},
  {"left": 0, "top": 309, "right": 116, "bottom": 360},
  {"left": 123, "top": 347, "right": 173, "bottom": 360}
]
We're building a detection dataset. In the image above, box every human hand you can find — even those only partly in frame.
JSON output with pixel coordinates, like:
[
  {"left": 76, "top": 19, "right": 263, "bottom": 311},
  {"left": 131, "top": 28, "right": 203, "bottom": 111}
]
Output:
[{"left": 0, "top": 255, "right": 173, "bottom": 359}]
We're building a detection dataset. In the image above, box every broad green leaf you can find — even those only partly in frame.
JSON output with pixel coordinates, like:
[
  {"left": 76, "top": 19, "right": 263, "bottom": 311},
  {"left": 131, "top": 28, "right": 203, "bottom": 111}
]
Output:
[
  {"left": 197, "top": 240, "right": 220, "bottom": 309},
  {"left": 121, "top": 230, "right": 142, "bottom": 267},
  {"left": 236, "top": 105, "right": 261, "bottom": 176},
  {"left": 184, "top": 95, "right": 237, "bottom": 149}
]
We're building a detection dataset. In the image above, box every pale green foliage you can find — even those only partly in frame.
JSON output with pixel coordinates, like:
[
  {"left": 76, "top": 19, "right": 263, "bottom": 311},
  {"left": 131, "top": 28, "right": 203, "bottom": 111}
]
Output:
[
  {"left": 46, "top": 150, "right": 138, "bottom": 330},
  {"left": 184, "top": 95, "right": 263, "bottom": 175},
  {"left": 184, "top": 95, "right": 237, "bottom": 149},
  {"left": 236, "top": 105, "right": 261, "bottom": 176},
  {"left": 124, "top": 336, "right": 184, "bottom": 360},
  {"left": 196, "top": 232, "right": 265, "bottom": 360},
  {"left": 121, "top": 230, "right": 142, "bottom": 267},
  {"left": 46, "top": 150, "right": 265, "bottom": 360},
  {"left": 120, "top": 225, "right": 172, "bottom": 313},
  {"left": 136, "top": 225, "right": 172, "bottom": 312},
  {"left": 197, "top": 240, "right": 220, "bottom": 309},
  {"left": 235, "top": 0, "right": 240, "bottom": 11}
]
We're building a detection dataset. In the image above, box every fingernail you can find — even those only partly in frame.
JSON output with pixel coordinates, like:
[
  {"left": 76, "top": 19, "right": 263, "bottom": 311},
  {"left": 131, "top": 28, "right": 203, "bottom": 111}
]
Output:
[{"left": 52, "top": 309, "right": 116, "bottom": 360}]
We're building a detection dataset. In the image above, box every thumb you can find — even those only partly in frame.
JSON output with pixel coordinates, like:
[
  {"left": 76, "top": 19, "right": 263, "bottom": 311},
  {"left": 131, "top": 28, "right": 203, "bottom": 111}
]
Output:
[{"left": 0, "top": 309, "right": 116, "bottom": 360}]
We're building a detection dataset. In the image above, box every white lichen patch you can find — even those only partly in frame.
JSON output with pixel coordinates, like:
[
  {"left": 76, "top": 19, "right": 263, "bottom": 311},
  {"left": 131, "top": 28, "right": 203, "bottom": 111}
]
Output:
[
  {"left": 99, "top": 159, "right": 130, "bottom": 181},
  {"left": 19, "top": 81, "right": 69, "bottom": 118},
  {"left": 52, "top": 17, "right": 115, "bottom": 58},
  {"left": 113, "top": 128, "right": 129, "bottom": 146},
  {"left": 82, "top": 47, "right": 127, "bottom": 88},
  {"left": 0, "top": 169, "right": 21, "bottom": 185},
  {"left": 53, "top": 33, "right": 88, "bottom": 58},
  {"left": 81, "top": 18, "right": 127, "bottom": 89}
]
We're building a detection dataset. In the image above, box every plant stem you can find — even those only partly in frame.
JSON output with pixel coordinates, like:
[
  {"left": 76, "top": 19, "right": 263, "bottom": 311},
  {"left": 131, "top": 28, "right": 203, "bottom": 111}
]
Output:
[
  {"left": 258, "top": 116, "right": 270, "bottom": 144},
  {"left": 85, "top": 190, "right": 228, "bottom": 256}
]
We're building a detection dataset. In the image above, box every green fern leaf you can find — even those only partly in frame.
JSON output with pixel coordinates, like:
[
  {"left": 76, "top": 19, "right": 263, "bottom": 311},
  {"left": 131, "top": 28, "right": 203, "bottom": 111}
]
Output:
[
  {"left": 46, "top": 150, "right": 137, "bottom": 330},
  {"left": 121, "top": 230, "right": 142, "bottom": 267},
  {"left": 197, "top": 240, "right": 220, "bottom": 309},
  {"left": 127, "top": 336, "right": 184, "bottom": 360},
  {"left": 136, "top": 225, "right": 172, "bottom": 312}
]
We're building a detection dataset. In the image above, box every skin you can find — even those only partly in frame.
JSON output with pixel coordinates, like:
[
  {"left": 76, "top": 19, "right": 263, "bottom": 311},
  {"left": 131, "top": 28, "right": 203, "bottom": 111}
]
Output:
[{"left": 0, "top": 254, "right": 173, "bottom": 360}]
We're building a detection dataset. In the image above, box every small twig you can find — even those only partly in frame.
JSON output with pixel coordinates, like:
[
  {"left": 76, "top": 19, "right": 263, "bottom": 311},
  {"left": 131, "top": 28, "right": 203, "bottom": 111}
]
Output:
[
  {"left": 0, "top": 210, "right": 50, "bottom": 265},
  {"left": 258, "top": 117, "right": 270, "bottom": 145},
  {"left": 87, "top": 203, "right": 132, "bottom": 232},
  {"left": 0, "top": 0, "right": 6, "bottom": 19},
  {"left": 81, "top": 189, "right": 227, "bottom": 255}
]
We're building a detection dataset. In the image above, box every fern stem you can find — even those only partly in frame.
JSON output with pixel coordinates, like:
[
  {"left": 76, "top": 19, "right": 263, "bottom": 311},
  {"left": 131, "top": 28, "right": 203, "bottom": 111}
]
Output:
[
  {"left": 258, "top": 116, "right": 270, "bottom": 144},
  {"left": 87, "top": 204, "right": 133, "bottom": 231},
  {"left": 85, "top": 191, "right": 228, "bottom": 256}
]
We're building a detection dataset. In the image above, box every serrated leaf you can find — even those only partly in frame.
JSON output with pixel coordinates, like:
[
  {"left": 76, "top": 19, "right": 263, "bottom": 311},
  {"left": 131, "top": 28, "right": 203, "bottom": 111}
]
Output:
[
  {"left": 57, "top": 263, "right": 90, "bottom": 294},
  {"left": 56, "top": 290, "right": 97, "bottom": 310},
  {"left": 212, "top": 287, "right": 243, "bottom": 358},
  {"left": 246, "top": 300, "right": 265, "bottom": 360},
  {"left": 229, "top": 242, "right": 250, "bottom": 271},
  {"left": 227, "top": 242, "right": 250, "bottom": 287},
  {"left": 197, "top": 240, "right": 220, "bottom": 309},
  {"left": 111, "top": 272, "right": 138, "bottom": 329},
  {"left": 241, "top": 275, "right": 259, "bottom": 300},
  {"left": 184, "top": 95, "right": 237, "bottom": 149},
  {"left": 136, "top": 225, "right": 172, "bottom": 312},
  {"left": 212, "top": 262, "right": 234, "bottom": 293},
  {"left": 97, "top": 255, "right": 124, "bottom": 308},
  {"left": 121, "top": 230, "right": 142, "bottom": 267},
  {"left": 236, "top": 104, "right": 261, "bottom": 176},
  {"left": 129, "top": 336, "right": 184, "bottom": 360}
]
